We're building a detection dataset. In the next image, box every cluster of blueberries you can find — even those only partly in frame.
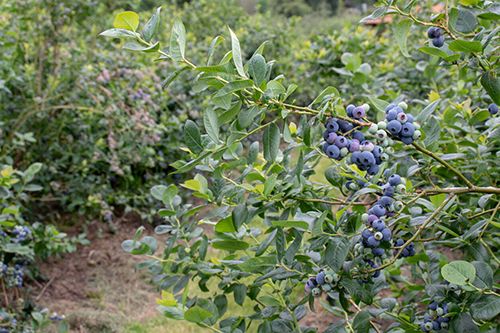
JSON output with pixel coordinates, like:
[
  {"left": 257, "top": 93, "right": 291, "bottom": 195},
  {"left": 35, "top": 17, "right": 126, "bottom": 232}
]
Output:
[
  {"left": 12, "top": 225, "right": 31, "bottom": 243},
  {"left": 354, "top": 174, "right": 415, "bottom": 277},
  {"left": 0, "top": 263, "right": 24, "bottom": 288},
  {"left": 427, "top": 27, "right": 445, "bottom": 48},
  {"left": 304, "top": 270, "right": 341, "bottom": 297},
  {"left": 383, "top": 103, "right": 420, "bottom": 145},
  {"left": 420, "top": 302, "right": 450, "bottom": 331},
  {"left": 489, "top": 103, "right": 498, "bottom": 115},
  {"left": 394, "top": 238, "right": 416, "bottom": 257},
  {"left": 13, "top": 264, "right": 24, "bottom": 287},
  {"left": 323, "top": 104, "right": 390, "bottom": 175}
]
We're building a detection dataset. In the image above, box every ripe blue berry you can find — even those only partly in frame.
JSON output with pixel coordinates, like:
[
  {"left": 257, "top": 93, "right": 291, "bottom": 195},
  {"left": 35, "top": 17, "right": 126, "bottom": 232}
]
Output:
[
  {"left": 367, "top": 236, "right": 380, "bottom": 248},
  {"left": 316, "top": 271, "right": 326, "bottom": 285},
  {"left": 326, "top": 118, "right": 339, "bottom": 132},
  {"left": 427, "top": 27, "right": 442, "bottom": 39},
  {"left": 489, "top": 103, "right": 499, "bottom": 115},
  {"left": 387, "top": 120, "right": 402, "bottom": 135},
  {"left": 346, "top": 104, "right": 355, "bottom": 117},
  {"left": 383, "top": 185, "right": 395, "bottom": 197},
  {"left": 378, "top": 196, "right": 393, "bottom": 207},
  {"left": 352, "top": 106, "right": 366, "bottom": 119},
  {"left": 335, "top": 136, "right": 349, "bottom": 148},
  {"left": 367, "top": 164, "right": 379, "bottom": 175},
  {"left": 349, "top": 139, "right": 360, "bottom": 152},
  {"left": 338, "top": 120, "right": 353, "bottom": 133},
  {"left": 388, "top": 174, "right": 401, "bottom": 186},
  {"left": 362, "top": 229, "right": 373, "bottom": 239},
  {"left": 386, "top": 109, "right": 398, "bottom": 121},
  {"left": 372, "top": 247, "right": 384, "bottom": 256},
  {"left": 372, "top": 220, "right": 386, "bottom": 231},
  {"left": 432, "top": 35, "right": 445, "bottom": 47},
  {"left": 400, "top": 136, "right": 414, "bottom": 145},
  {"left": 369, "top": 204, "right": 386, "bottom": 217},
  {"left": 401, "top": 123, "right": 415, "bottom": 137},
  {"left": 352, "top": 131, "right": 365, "bottom": 142},
  {"left": 326, "top": 145, "right": 340, "bottom": 159},
  {"left": 325, "top": 131, "right": 337, "bottom": 144},
  {"left": 381, "top": 228, "right": 392, "bottom": 241}
]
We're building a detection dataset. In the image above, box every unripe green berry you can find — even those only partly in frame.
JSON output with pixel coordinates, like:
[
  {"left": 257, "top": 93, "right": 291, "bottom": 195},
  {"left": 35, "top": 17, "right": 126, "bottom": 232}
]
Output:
[
  {"left": 429, "top": 309, "right": 436, "bottom": 316},
  {"left": 376, "top": 129, "right": 387, "bottom": 140},
  {"left": 393, "top": 201, "right": 404, "bottom": 211},
  {"left": 332, "top": 273, "right": 340, "bottom": 283},
  {"left": 322, "top": 284, "right": 332, "bottom": 292},
  {"left": 441, "top": 322, "right": 448, "bottom": 329},
  {"left": 374, "top": 232, "right": 383, "bottom": 240},
  {"left": 312, "top": 288, "right": 321, "bottom": 297},
  {"left": 424, "top": 322, "right": 433, "bottom": 330},
  {"left": 398, "top": 101, "right": 408, "bottom": 110},
  {"left": 413, "top": 130, "right": 421, "bottom": 140},
  {"left": 377, "top": 121, "right": 387, "bottom": 130},
  {"left": 340, "top": 147, "right": 349, "bottom": 157},
  {"left": 381, "top": 153, "right": 389, "bottom": 161},
  {"left": 324, "top": 274, "right": 334, "bottom": 284},
  {"left": 362, "top": 103, "right": 370, "bottom": 112},
  {"left": 386, "top": 146, "right": 394, "bottom": 154},
  {"left": 414, "top": 123, "right": 421, "bottom": 129},
  {"left": 396, "top": 183, "right": 406, "bottom": 193},
  {"left": 436, "top": 307, "right": 444, "bottom": 316},
  {"left": 368, "top": 124, "right": 378, "bottom": 134},
  {"left": 381, "top": 139, "right": 389, "bottom": 147},
  {"left": 361, "top": 213, "right": 369, "bottom": 223}
]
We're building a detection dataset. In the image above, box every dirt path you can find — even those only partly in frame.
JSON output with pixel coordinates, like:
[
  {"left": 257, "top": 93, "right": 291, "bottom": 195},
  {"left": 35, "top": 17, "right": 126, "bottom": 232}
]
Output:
[{"left": 33, "top": 217, "right": 160, "bottom": 332}]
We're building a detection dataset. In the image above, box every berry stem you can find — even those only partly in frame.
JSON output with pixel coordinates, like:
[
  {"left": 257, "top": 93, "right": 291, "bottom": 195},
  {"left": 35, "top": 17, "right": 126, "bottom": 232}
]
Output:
[{"left": 412, "top": 143, "right": 475, "bottom": 188}]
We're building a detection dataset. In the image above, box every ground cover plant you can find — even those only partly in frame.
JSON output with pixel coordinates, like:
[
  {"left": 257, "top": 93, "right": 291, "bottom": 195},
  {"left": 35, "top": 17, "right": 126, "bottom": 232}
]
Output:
[{"left": 100, "top": 1, "right": 500, "bottom": 332}]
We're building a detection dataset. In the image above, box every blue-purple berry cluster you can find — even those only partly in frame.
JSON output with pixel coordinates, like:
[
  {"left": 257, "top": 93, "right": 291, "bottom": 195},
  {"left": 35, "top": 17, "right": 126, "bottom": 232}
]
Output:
[
  {"left": 12, "top": 225, "right": 31, "bottom": 243},
  {"left": 383, "top": 102, "right": 421, "bottom": 145},
  {"left": 304, "top": 270, "right": 340, "bottom": 297},
  {"left": 427, "top": 27, "right": 445, "bottom": 48},
  {"left": 394, "top": 238, "right": 415, "bottom": 257},
  {"left": 420, "top": 302, "right": 450, "bottom": 331}
]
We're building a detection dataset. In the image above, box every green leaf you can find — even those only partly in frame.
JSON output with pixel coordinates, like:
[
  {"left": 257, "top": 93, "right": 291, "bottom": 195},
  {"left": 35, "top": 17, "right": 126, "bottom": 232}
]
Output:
[
  {"left": 215, "top": 79, "right": 253, "bottom": 97},
  {"left": 215, "top": 217, "right": 236, "bottom": 233},
  {"left": 325, "top": 238, "right": 350, "bottom": 271},
  {"left": 151, "top": 185, "right": 178, "bottom": 204},
  {"left": 423, "top": 117, "right": 440, "bottom": 146},
  {"left": 184, "top": 306, "right": 212, "bottom": 324},
  {"left": 263, "top": 123, "right": 280, "bottom": 162},
  {"left": 183, "top": 120, "right": 203, "bottom": 154},
  {"left": 310, "top": 86, "right": 339, "bottom": 106},
  {"left": 470, "top": 295, "right": 500, "bottom": 321},
  {"left": 472, "top": 261, "right": 493, "bottom": 289},
  {"left": 450, "top": 313, "right": 479, "bottom": 333},
  {"left": 99, "top": 28, "right": 137, "bottom": 39},
  {"left": 233, "top": 284, "right": 246, "bottom": 306},
  {"left": 170, "top": 18, "right": 186, "bottom": 61},
  {"left": 367, "top": 97, "right": 389, "bottom": 114},
  {"left": 123, "top": 41, "right": 159, "bottom": 52},
  {"left": 248, "top": 53, "right": 267, "bottom": 86},
  {"left": 393, "top": 19, "right": 412, "bottom": 57},
  {"left": 142, "top": 7, "right": 161, "bottom": 42},
  {"left": 271, "top": 220, "right": 309, "bottom": 230},
  {"left": 23, "top": 163, "right": 42, "bottom": 183},
  {"left": 449, "top": 8, "right": 478, "bottom": 33},
  {"left": 419, "top": 46, "right": 449, "bottom": 59},
  {"left": 416, "top": 100, "right": 440, "bottom": 123},
  {"left": 228, "top": 27, "right": 246, "bottom": 78},
  {"left": 352, "top": 310, "right": 371, "bottom": 333},
  {"left": 441, "top": 260, "right": 476, "bottom": 285},
  {"left": 448, "top": 40, "right": 482, "bottom": 53},
  {"left": 203, "top": 109, "right": 219, "bottom": 143},
  {"left": 113, "top": 11, "right": 139, "bottom": 31},
  {"left": 212, "top": 240, "right": 249, "bottom": 251},
  {"left": 480, "top": 72, "right": 500, "bottom": 104},
  {"left": 207, "top": 35, "right": 224, "bottom": 66}
]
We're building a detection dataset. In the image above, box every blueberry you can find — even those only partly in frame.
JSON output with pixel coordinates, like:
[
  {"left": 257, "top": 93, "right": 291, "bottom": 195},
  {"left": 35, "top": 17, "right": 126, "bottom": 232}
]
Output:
[
  {"left": 372, "top": 270, "right": 381, "bottom": 278},
  {"left": 326, "top": 145, "right": 340, "bottom": 159},
  {"left": 368, "top": 214, "right": 378, "bottom": 224},
  {"left": 394, "top": 239, "right": 404, "bottom": 247},
  {"left": 432, "top": 321, "right": 440, "bottom": 330},
  {"left": 385, "top": 103, "right": 397, "bottom": 112},
  {"left": 420, "top": 323, "right": 429, "bottom": 332},
  {"left": 381, "top": 228, "right": 392, "bottom": 241},
  {"left": 349, "top": 139, "right": 360, "bottom": 152},
  {"left": 360, "top": 141, "right": 374, "bottom": 152},
  {"left": 326, "top": 118, "right": 339, "bottom": 132},
  {"left": 396, "top": 112, "right": 407, "bottom": 124},
  {"left": 353, "top": 106, "right": 366, "bottom": 119},
  {"left": 424, "top": 322, "right": 433, "bottom": 331},
  {"left": 372, "top": 247, "right": 384, "bottom": 256},
  {"left": 372, "top": 220, "right": 386, "bottom": 231},
  {"left": 312, "top": 287, "right": 322, "bottom": 297},
  {"left": 387, "top": 120, "right": 402, "bottom": 135},
  {"left": 340, "top": 147, "right": 349, "bottom": 157},
  {"left": 352, "top": 131, "right": 365, "bottom": 142},
  {"left": 362, "top": 229, "right": 373, "bottom": 239},
  {"left": 406, "top": 114, "right": 414, "bottom": 123},
  {"left": 325, "top": 131, "right": 337, "bottom": 144},
  {"left": 388, "top": 174, "right": 401, "bottom": 186},
  {"left": 427, "top": 27, "right": 441, "bottom": 38},
  {"left": 383, "top": 185, "right": 395, "bottom": 197},
  {"left": 374, "top": 231, "right": 384, "bottom": 241},
  {"left": 378, "top": 196, "right": 393, "bottom": 207},
  {"left": 316, "top": 271, "right": 326, "bottom": 285},
  {"left": 372, "top": 146, "right": 382, "bottom": 158},
  {"left": 386, "top": 109, "right": 398, "bottom": 121},
  {"left": 367, "top": 164, "right": 379, "bottom": 175},
  {"left": 369, "top": 204, "right": 386, "bottom": 217},
  {"left": 432, "top": 35, "right": 445, "bottom": 47},
  {"left": 360, "top": 151, "right": 376, "bottom": 166},
  {"left": 346, "top": 104, "right": 355, "bottom": 117},
  {"left": 400, "top": 136, "right": 414, "bottom": 145},
  {"left": 428, "top": 301, "right": 438, "bottom": 311},
  {"left": 413, "top": 130, "right": 422, "bottom": 140},
  {"left": 334, "top": 136, "right": 349, "bottom": 148},
  {"left": 367, "top": 236, "right": 380, "bottom": 248},
  {"left": 351, "top": 151, "right": 362, "bottom": 165},
  {"left": 401, "top": 123, "right": 415, "bottom": 137},
  {"left": 489, "top": 103, "right": 499, "bottom": 115},
  {"left": 442, "top": 303, "right": 448, "bottom": 314},
  {"left": 376, "top": 129, "right": 387, "bottom": 140},
  {"left": 338, "top": 120, "right": 354, "bottom": 133}
]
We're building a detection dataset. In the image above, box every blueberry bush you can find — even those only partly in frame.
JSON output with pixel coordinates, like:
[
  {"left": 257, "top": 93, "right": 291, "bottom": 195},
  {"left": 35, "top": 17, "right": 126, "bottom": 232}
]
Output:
[{"left": 102, "top": 1, "right": 500, "bottom": 332}]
